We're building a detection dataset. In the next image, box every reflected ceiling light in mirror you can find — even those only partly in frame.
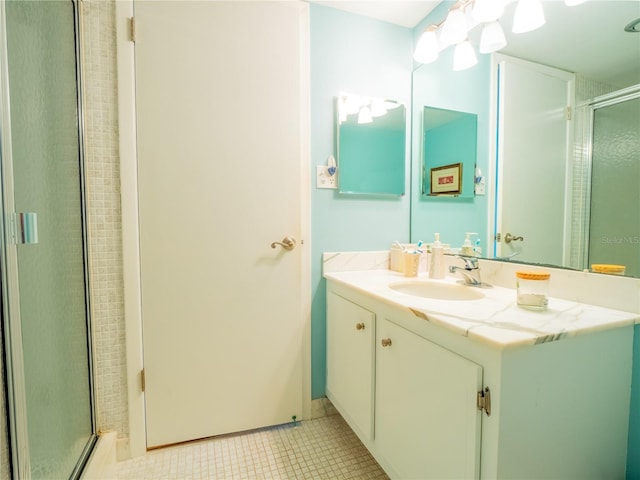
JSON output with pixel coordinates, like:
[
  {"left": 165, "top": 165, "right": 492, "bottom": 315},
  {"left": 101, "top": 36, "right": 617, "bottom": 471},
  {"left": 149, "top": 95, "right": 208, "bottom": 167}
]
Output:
[
  {"left": 370, "top": 99, "right": 388, "bottom": 117},
  {"left": 440, "top": 4, "right": 468, "bottom": 46},
  {"left": 357, "top": 106, "right": 373, "bottom": 124},
  {"left": 453, "top": 40, "right": 478, "bottom": 71},
  {"left": 479, "top": 20, "right": 507, "bottom": 53},
  {"left": 472, "top": 0, "right": 504, "bottom": 23},
  {"left": 414, "top": 26, "right": 439, "bottom": 64},
  {"left": 512, "top": 0, "right": 545, "bottom": 33}
]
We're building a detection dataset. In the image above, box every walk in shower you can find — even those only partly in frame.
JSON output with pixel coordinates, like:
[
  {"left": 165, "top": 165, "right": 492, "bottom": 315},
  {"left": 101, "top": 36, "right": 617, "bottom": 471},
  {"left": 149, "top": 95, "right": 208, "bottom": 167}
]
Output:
[
  {"left": 0, "top": 0, "right": 96, "bottom": 478},
  {"left": 587, "top": 86, "right": 640, "bottom": 277}
]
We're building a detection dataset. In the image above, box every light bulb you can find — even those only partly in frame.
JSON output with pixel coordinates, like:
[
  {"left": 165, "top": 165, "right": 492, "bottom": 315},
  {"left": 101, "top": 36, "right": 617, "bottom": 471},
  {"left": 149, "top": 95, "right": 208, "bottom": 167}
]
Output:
[
  {"left": 512, "top": 0, "right": 545, "bottom": 33},
  {"left": 370, "top": 99, "right": 387, "bottom": 117},
  {"left": 357, "top": 106, "right": 373, "bottom": 124},
  {"left": 453, "top": 40, "right": 478, "bottom": 71},
  {"left": 414, "top": 27, "right": 439, "bottom": 64},
  {"left": 440, "top": 7, "right": 468, "bottom": 46},
  {"left": 472, "top": 0, "right": 504, "bottom": 23},
  {"left": 343, "top": 95, "right": 361, "bottom": 115},
  {"left": 479, "top": 21, "right": 507, "bottom": 53}
]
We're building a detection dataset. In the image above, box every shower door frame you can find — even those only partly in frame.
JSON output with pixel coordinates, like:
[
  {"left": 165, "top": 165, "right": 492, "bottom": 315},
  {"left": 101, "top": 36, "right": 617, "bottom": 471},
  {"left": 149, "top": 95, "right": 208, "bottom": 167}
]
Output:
[
  {"left": 0, "top": 1, "right": 98, "bottom": 478},
  {"left": 580, "top": 84, "right": 640, "bottom": 270}
]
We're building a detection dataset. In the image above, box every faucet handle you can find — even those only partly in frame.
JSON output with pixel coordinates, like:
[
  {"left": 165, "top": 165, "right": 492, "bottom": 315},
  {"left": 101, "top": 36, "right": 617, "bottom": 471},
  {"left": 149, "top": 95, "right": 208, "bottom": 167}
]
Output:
[{"left": 457, "top": 255, "right": 478, "bottom": 270}]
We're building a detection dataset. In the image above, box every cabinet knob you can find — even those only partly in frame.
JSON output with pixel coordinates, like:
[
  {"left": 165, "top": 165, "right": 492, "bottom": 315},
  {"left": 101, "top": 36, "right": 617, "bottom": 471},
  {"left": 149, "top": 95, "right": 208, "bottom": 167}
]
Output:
[
  {"left": 381, "top": 338, "right": 392, "bottom": 347},
  {"left": 355, "top": 322, "right": 365, "bottom": 330}
]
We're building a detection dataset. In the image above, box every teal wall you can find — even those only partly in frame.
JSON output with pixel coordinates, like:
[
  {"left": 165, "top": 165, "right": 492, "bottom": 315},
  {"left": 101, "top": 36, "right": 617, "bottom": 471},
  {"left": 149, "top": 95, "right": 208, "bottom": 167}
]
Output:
[
  {"left": 410, "top": 2, "right": 490, "bottom": 251},
  {"left": 628, "top": 324, "right": 640, "bottom": 478},
  {"left": 310, "top": 4, "right": 412, "bottom": 398}
]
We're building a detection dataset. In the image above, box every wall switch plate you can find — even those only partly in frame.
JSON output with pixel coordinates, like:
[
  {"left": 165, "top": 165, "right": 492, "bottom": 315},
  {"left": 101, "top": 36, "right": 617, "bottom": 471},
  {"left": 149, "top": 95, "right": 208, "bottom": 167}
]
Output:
[
  {"left": 317, "top": 165, "right": 338, "bottom": 189},
  {"left": 475, "top": 176, "right": 486, "bottom": 195}
]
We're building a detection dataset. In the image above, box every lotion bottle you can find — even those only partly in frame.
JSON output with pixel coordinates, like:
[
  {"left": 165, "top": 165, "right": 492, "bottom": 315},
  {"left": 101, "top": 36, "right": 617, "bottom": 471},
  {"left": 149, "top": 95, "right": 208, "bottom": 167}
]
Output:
[
  {"left": 429, "top": 233, "right": 446, "bottom": 279},
  {"left": 460, "top": 232, "right": 476, "bottom": 256}
]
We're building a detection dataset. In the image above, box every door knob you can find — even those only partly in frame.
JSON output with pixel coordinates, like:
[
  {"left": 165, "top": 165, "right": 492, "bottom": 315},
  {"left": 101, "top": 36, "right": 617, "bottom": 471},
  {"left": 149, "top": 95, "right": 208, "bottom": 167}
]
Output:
[
  {"left": 503, "top": 233, "right": 524, "bottom": 244},
  {"left": 270, "top": 236, "right": 296, "bottom": 251}
]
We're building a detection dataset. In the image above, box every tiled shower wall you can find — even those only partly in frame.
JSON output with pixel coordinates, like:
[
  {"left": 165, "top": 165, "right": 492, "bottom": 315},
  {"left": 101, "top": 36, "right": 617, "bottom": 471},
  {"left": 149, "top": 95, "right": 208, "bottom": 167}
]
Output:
[
  {"left": 0, "top": 1, "right": 128, "bottom": 475},
  {"left": 80, "top": 0, "right": 129, "bottom": 440},
  {"left": 568, "top": 75, "right": 615, "bottom": 270}
]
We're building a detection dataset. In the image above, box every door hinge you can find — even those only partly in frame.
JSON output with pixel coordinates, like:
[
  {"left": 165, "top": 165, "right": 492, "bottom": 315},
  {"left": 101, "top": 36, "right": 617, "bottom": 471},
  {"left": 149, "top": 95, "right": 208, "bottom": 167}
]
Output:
[
  {"left": 566, "top": 106, "right": 572, "bottom": 120},
  {"left": 129, "top": 17, "right": 136, "bottom": 43},
  {"left": 140, "top": 368, "right": 145, "bottom": 393},
  {"left": 477, "top": 386, "right": 491, "bottom": 416}
]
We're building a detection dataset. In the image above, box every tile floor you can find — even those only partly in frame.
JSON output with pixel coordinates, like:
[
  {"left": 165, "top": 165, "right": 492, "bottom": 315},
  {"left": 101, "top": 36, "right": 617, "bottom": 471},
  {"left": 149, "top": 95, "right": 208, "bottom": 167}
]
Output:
[{"left": 107, "top": 413, "right": 389, "bottom": 479}]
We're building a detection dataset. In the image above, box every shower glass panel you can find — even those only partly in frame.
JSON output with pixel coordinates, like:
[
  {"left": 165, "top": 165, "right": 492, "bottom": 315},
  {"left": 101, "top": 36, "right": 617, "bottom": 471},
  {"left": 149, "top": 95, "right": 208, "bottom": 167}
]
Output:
[
  {"left": 4, "top": 0, "right": 95, "bottom": 477},
  {"left": 588, "top": 96, "right": 640, "bottom": 277}
]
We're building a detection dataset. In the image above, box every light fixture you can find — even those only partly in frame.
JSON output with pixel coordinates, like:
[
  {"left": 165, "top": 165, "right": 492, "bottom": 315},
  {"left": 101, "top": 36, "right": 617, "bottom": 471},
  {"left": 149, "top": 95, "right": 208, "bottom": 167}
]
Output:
[
  {"left": 453, "top": 40, "right": 478, "bottom": 71},
  {"left": 370, "top": 99, "right": 387, "bottom": 117},
  {"left": 440, "top": 4, "right": 468, "bottom": 46},
  {"left": 357, "top": 106, "right": 373, "bottom": 124},
  {"left": 512, "top": 0, "right": 545, "bottom": 34},
  {"left": 479, "top": 20, "right": 507, "bottom": 53},
  {"left": 472, "top": 0, "right": 504, "bottom": 23},
  {"left": 414, "top": 26, "right": 439, "bottom": 64}
]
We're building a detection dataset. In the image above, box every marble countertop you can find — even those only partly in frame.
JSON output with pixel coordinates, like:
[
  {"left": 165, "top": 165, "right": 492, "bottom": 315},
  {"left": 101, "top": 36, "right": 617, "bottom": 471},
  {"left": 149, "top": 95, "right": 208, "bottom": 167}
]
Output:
[{"left": 324, "top": 269, "right": 639, "bottom": 350}]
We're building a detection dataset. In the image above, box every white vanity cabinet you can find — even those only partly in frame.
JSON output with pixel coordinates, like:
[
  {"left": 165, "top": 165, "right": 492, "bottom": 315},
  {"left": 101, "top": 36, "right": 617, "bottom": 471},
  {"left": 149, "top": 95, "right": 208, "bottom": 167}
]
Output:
[
  {"left": 376, "top": 318, "right": 483, "bottom": 479},
  {"left": 325, "top": 277, "right": 634, "bottom": 480}
]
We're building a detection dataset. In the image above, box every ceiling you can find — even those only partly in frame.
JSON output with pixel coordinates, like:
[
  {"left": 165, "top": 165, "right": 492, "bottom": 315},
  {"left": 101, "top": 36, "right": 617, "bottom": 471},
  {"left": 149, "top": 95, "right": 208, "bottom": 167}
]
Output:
[
  {"left": 309, "top": 0, "right": 640, "bottom": 88},
  {"left": 309, "top": 1, "right": 440, "bottom": 28}
]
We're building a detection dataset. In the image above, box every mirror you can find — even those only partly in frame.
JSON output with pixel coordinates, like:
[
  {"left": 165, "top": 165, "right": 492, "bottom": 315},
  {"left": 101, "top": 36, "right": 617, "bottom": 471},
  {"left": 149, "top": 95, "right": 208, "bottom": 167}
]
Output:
[
  {"left": 410, "top": 1, "right": 640, "bottom": 278},
  {"left": 336, "top": 94, "right": 406, "bottom": 195},
  {"left": 422, "top": 106, "right": 477, "bottom": 198}
]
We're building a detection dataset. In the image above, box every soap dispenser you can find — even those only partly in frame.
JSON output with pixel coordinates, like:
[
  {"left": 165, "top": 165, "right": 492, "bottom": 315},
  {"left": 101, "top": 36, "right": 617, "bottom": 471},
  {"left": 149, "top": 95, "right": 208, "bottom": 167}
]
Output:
[
  {"left": 461, "top": 232, "right": 477, "bottom": 257},
  {"left": 429, "top": 233, "right": 446, "bottom": 279}
]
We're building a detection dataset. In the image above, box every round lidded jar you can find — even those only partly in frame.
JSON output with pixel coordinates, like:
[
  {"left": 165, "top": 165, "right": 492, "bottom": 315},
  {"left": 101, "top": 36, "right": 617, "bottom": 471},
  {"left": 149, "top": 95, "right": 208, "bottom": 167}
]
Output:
[{"left": 516, "top": 271, "right": 550, "bottom": 311}]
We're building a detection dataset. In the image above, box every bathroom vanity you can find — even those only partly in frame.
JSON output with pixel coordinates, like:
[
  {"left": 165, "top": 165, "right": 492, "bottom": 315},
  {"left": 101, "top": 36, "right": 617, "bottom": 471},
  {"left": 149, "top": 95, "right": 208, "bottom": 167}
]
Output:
[{"left": 324, "top": 261, "right": 638, "bottom": 479}]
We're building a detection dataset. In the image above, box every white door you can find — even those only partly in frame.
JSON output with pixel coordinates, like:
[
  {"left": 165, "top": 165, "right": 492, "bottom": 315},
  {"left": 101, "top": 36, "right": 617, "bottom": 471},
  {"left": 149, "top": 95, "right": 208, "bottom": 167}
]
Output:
[
  {"left": 134, "top": 1, "right": 307, "bottom": 448},
  {"left": 494, "top": 55, "right": 573, "bottom": 264}
]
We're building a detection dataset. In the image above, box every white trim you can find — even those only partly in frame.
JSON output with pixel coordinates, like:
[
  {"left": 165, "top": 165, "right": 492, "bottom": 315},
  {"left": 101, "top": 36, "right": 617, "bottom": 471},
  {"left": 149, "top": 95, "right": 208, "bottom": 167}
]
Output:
[
  {"left": 81, "top": 432, "right": 117, "bottom": 480},
  {"left": 115, "top": 0, "right": 146, "bottom": 459},
  {"left": 297, "top": 1, "right": 312, "bottom": 421},
  {"left": 487, "top": 53, "right": 499, "bottom": 259},
  {"left": 0, "top": 0, "right": 32, "bottom": 475}
]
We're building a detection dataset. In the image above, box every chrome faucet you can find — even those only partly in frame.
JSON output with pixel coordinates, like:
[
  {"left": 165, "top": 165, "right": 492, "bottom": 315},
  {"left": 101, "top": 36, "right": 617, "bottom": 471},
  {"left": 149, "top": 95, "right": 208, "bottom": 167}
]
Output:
[{"left": 448, "top": 255, "right": 483, "bottom": 286}]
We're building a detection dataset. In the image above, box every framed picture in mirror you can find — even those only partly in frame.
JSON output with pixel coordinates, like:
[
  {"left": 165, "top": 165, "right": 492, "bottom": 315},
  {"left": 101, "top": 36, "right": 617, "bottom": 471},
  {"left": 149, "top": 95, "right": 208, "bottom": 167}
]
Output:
[{"left": 430, "top": 163, "right": 462, "bottom": 195}]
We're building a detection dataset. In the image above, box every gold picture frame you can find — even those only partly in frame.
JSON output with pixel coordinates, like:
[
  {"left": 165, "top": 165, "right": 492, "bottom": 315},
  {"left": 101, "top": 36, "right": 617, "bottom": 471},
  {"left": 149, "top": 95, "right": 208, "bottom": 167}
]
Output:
[{"left": 430, "top": 163, "right": 462, "bottom": 195}]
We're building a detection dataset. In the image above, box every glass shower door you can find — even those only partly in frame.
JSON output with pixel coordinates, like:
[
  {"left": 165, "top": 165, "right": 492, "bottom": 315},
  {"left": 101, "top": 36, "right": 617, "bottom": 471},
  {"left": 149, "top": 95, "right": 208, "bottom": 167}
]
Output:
[
  {"left": 2, "top": 0, "right": 95, "bottom": 478},
  {"left": 588, "top": 95, "right": 640, "bottom": 277}
]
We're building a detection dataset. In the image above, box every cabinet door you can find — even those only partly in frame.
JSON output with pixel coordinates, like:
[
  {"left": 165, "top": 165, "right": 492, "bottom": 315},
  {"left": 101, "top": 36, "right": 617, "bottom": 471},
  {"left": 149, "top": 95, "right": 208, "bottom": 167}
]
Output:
[
  {"left": 326, "top": 292, "right": 375, "bottom": 441},
  {"left": 377, "top": 319, "right": 482, "bottom": 479}
]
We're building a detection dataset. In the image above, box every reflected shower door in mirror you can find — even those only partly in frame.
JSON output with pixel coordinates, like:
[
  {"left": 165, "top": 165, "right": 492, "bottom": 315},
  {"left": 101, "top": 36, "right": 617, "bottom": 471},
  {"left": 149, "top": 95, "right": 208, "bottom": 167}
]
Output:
[
  {"left": 422, "top": 106, "right": 476, "bottom": 198},
  {"left": 336, "top": 94, "right": 406, "bottom": 195},
  {"left": 587, "top": 91, "right": 640, "bottom": 278}
]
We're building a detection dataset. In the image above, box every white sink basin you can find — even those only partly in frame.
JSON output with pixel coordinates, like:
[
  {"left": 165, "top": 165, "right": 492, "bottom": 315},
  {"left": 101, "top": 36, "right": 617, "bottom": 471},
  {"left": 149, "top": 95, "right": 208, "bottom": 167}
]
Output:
[{"left": 389, "top": 281, "right": 485, "bottom": 301}]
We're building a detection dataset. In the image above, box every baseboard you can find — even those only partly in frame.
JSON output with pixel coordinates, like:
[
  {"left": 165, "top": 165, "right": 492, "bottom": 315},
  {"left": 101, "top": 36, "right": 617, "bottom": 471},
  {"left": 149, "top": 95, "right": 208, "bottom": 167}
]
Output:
[{"left": 310, "top": 397, "right": 338, "bottom": 419}]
